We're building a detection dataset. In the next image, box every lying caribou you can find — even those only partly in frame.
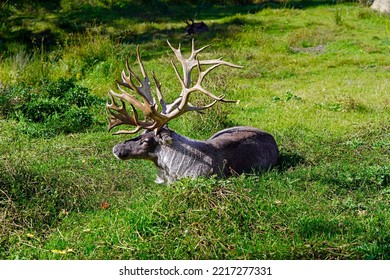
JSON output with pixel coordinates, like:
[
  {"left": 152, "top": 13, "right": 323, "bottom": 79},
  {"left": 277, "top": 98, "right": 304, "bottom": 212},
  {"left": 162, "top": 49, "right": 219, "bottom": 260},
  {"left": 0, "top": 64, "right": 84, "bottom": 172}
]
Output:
[
  {"left": 185, "top": 19, "right": 209, "bottom": 35},
  {"left": 107, "top": 40, "right": 279, "bottom": 184}
]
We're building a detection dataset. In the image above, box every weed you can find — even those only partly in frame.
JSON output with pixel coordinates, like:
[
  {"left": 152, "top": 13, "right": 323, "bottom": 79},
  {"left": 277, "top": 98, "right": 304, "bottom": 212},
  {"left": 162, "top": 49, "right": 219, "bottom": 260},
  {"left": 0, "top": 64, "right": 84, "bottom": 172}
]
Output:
[
  {"left": 334, "top": 9, "right": 343, "bottom": 26},
  {"left": 272, "top": 90, "right": 302, "bottom": 102}
]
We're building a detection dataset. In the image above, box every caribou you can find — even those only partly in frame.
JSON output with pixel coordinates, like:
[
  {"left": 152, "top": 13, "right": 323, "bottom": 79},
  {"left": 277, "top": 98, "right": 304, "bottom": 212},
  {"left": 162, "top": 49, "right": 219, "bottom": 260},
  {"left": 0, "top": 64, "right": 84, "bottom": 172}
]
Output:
[
  {"left": 185, "top": 19, "right": 209, "bottom": 35},
  {"left": 107, "top": 40, "right": 279, "bottom": 184}
]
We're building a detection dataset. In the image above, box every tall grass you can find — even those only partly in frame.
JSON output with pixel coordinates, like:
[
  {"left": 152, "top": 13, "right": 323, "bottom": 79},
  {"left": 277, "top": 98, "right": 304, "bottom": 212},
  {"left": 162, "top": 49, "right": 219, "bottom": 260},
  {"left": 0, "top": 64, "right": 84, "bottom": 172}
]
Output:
[{"left": 1, "top": 1, "right": 389, "bottom": 259}]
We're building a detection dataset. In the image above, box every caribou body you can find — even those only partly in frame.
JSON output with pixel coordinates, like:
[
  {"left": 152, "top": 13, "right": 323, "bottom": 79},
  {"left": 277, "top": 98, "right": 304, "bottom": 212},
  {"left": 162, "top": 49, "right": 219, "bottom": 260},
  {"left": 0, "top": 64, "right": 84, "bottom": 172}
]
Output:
[
  {"left": 113, "top": 126, "right": 279, "bottom": 184},
  {"left": 107, "top": 40, "right": 279, "bottom": 184}
]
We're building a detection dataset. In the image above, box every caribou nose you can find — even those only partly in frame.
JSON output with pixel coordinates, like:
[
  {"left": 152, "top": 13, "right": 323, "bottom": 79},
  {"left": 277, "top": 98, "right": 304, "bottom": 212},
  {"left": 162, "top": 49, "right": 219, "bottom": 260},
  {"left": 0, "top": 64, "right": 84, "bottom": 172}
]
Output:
[{"left": 112, "top": 145, "right": 125, "bottom": 160}]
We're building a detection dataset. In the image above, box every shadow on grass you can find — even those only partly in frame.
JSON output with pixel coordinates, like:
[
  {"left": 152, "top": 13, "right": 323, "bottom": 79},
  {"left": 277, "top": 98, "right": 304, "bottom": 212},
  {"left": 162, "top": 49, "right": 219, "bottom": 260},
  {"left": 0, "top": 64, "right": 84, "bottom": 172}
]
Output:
[
  {"left": 277, "top": 152, "right": 306, "bottom": 172},
  {"left": 1, "top": 0, "right": 347, "bottom": 52}
]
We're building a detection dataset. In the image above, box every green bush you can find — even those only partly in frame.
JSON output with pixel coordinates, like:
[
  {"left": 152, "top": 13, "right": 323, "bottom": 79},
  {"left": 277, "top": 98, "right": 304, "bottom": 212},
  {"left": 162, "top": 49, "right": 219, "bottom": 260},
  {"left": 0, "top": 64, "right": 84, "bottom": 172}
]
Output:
[
  {"left": 21, "top": 98, "right": 67, "bottom": 123},
  {"left": 0, "top": 78, "right": 104, "bottom": 137},
  {"left": 55, "top": 106, "right": 94, "bottom": 133},
  {"left": 0, "top": 83, "right": 31, "bottom": 118}
]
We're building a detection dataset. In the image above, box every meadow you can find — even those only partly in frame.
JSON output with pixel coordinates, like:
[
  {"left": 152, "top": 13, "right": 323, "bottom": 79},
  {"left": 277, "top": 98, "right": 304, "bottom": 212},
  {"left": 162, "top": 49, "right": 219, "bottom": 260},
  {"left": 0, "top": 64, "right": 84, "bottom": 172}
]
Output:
[{"left": 0, "top": 0, "right": 389, "bottom": 259}]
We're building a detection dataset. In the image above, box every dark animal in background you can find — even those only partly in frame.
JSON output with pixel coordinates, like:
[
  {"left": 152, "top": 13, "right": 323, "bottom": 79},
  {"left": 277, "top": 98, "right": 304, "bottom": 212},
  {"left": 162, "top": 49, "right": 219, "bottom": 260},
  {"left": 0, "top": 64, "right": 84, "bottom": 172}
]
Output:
[
  {"left": 106, "top": 40, "right": 279, "bottom": 184},
  {"left": 185, "top": 19, "right": 209, "bottom": 35}
]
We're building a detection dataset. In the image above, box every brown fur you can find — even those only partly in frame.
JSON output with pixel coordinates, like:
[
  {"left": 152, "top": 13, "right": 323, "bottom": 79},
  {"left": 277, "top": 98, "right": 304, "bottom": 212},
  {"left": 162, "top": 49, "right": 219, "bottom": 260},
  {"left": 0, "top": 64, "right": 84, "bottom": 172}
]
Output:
[{"left": 113, "top": 126, "right": 279, "bottom": 184}]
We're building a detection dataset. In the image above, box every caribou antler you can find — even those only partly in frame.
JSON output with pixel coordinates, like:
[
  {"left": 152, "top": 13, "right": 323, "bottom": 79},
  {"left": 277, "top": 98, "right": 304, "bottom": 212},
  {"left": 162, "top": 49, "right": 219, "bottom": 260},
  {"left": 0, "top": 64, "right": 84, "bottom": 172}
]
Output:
[{"left": 107, "top": 39, "right": 242, "bottom": 135}]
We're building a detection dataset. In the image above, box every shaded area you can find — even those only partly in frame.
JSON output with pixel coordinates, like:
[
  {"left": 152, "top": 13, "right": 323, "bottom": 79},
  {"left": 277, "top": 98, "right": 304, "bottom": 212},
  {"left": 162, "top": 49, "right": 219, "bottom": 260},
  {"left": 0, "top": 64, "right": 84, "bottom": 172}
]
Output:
[
  {"left": 0, "top": 0, "right": 354, "bottom": 53},
  {"left": 277, "top": 152, "right": 306, "bottom": 172}
]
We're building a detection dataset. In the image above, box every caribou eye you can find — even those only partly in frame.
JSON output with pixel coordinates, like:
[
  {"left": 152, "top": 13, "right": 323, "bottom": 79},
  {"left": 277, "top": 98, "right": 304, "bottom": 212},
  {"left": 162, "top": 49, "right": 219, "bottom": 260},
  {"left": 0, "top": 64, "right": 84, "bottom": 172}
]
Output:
[{"left": 141, "top": 137, "right": 151, "bottom": 145}]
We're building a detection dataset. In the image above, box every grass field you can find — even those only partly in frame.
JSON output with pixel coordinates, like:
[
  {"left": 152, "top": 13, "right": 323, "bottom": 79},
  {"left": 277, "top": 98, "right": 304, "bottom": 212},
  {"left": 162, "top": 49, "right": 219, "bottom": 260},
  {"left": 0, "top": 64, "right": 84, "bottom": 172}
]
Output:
[{"left": 0, "top": 0, "right": 389, "bottom": 259}]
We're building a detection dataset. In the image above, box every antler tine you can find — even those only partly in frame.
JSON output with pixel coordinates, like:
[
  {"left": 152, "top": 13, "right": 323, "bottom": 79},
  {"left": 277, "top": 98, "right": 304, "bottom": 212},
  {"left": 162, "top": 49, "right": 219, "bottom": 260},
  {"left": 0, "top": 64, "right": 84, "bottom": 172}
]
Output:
[
  {"left": 120, "top": 50, "right": 155, "bottom": 106},
  {"left": 188, "top": 59, "right": 236, "bottom": 103},
  {"left": 136, "top": 45, "right": 147, "bottom": 79},
  {"left": 188, "top": 61, "right": 225, "bottom": 102},
  {"left": 185, "top": 99, "right": 219, "bottom": 112},
  {"left": 125, "top": 58, "right": 142, "bottom": 86},
  {"left": 167, "top": 40, "right": 181, "bottom": 56},
  {"left": 106, "top": 47, "right": 167, "bottom": 135},
  {"left": 162, "top": 41, "right": 242, "bottom": 116},
  {"left": 106, "top": 91, "right": 144, "bottom": 133},
  {"left": 199, "top": 58, "right": 243, "bottom": 69},
  {"left": 152, "top": 71, "right": 167, "bottom": 114},
  {"left": 167, "top": 39, "right": 242, "bottom": 87},
  {"left": 195, "top": 60, "right": 236, "bottom": 103},
  {"left": 170, "top": 60, "right": 186, "bottom": 89},
  {"left": 108, "top": 86, "right": 163, "bottom": 134},
  {"left": 107, "top": 41, "right": 242, "bottom": 135},
  {"left": 114, "top": 83, "right": 144, "bottom": 110},
  {"left": 190, "top": 38, "right": 210, "bottom": 60}
]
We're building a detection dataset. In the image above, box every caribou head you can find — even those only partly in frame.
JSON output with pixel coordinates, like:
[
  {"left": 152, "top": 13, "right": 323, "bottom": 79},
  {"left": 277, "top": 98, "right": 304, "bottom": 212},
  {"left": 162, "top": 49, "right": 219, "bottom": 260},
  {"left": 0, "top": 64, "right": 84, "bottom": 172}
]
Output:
[{"left": 107, "top": 40, "right": 279, "bottom": 184}]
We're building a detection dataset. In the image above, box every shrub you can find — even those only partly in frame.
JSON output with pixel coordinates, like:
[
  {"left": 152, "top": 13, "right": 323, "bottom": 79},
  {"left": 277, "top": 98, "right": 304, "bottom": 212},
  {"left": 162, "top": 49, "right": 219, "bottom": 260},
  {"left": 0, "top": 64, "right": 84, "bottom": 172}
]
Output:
[
  {"left": 0, "top": 78, "right": 104, "bottom": 137},
  {"left": 0, "top": 83, "right": 31, "bottom": 118}
]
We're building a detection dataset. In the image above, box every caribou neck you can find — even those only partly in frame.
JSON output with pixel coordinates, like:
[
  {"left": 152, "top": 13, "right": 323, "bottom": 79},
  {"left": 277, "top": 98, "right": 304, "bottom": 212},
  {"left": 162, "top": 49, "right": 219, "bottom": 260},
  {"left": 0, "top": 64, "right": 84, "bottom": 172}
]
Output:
[{"left": 152, "top": 130, "right": 215, "bottom": 184}]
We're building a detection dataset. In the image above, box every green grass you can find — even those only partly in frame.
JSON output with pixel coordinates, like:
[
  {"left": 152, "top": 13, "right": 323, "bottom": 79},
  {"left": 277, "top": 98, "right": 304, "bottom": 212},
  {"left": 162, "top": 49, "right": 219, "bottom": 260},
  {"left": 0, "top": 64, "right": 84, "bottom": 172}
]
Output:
[{"left": 1, "top": 1, "right": 389, "bottom": 259}]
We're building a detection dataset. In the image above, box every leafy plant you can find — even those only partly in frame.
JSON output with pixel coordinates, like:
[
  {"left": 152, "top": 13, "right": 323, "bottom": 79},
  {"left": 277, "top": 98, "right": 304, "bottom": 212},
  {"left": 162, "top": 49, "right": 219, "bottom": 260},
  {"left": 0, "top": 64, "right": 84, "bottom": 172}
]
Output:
[
  {"left": 272, "top": 90, "right": 302, "bottom": 102},
  {"left": 0, "top": 78, "right": 104, "bottom": 137}
]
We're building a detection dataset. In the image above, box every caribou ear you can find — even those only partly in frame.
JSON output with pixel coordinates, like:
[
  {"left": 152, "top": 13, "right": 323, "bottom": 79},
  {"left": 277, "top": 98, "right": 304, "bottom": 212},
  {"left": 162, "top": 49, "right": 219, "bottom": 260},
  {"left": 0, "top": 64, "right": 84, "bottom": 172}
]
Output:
[
  {"left": 158, "top": 128, "right": 173, "bottom": 145},
  {"left": 160, "top": 135, "right": 173, "bottom": 145}
]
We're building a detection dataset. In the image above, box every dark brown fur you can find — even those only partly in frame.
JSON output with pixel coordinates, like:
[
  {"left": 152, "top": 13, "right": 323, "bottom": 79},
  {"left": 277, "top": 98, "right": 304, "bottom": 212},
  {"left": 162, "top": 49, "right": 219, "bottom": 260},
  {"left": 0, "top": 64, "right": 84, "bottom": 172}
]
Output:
[
  {"left": 185, "top": 19, "right": 209, "bottom": 35},
  {"left": 113, "top": 126, "right": 279, "bottom": 184}
]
